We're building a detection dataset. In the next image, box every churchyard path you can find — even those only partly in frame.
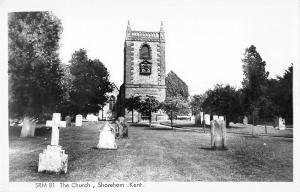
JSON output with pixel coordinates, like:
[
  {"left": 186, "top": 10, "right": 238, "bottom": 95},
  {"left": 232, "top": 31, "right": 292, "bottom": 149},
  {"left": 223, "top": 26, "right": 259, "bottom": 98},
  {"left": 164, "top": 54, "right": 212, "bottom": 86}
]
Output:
[{"left": 9, "top": 121, "right": 292, "bottom": 181}]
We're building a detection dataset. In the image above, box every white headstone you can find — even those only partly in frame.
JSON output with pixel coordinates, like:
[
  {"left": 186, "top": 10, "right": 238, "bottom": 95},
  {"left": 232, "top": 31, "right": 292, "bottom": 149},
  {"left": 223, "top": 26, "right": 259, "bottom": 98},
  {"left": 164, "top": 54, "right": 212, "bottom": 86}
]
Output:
[
  {"left": 219, "top": 116, "right": 224, "bottom": 121},
  {"left": 75, "top": 114, "right": 83, "bottom": 126},
  {"left": 213, "top": 115, "right": 218, "bottom": 120},
  {"left": 275, "top": 117, "right": 286, "bottom": 130},
  {"left": 97, "top": 122, "right": 117, "bottom": 149},
  {"left": 243, "top": 116, "right": 248, "bottom": 125},
  {"left": 204, "top": 114, "right": 210, "bottom": 125}
]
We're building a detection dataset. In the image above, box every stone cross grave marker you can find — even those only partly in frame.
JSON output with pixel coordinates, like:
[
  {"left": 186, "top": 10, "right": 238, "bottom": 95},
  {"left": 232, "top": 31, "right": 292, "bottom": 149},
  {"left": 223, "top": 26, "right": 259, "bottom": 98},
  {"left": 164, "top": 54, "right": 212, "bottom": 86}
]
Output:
[
  {"left": 39, "top": 113, "right": 68, "bottom": 173},
  {"left": 204, "top": 114, "right": 210, "bottom": 125},
  {"left": 46, "top": 113, "right": 66, "bottom": 146},
  {"left": 75, "top": 114, "right": 83, "bottom": 126},
  {"left": 210, "top": 119, "right": 227, "bottom": 150}
]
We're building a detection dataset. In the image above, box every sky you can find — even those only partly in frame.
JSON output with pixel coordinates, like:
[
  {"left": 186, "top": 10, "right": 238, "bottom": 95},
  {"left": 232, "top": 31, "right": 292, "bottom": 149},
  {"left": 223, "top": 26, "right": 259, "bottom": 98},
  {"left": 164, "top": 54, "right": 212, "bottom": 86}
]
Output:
[{"left": 3, "top": 0, "right": 299, "bottom": 95}]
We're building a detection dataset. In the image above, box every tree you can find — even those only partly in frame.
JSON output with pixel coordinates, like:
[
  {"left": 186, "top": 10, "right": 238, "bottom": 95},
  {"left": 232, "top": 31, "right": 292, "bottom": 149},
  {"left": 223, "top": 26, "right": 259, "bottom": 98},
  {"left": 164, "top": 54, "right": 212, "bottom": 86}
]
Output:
[
  {"left": 190, "top": 94, "right": 207, "bottom": 115},
  {"left": 162, "top": 96, "right": 189, "bottom": 129},
  {"left": 124, "top": 95, "right": 141, "bottom": 123},
  {"left": 241, "top": 45, "right": 269, "bottom": 124},
  {"left": 57, "top": 64, "right": 73, "bottom": 118},
  {"left": 138, "top": 95, "right": 161, "bottom": 125},
  {"left": 202, "top": 84, "right": 242, "bottom": 126},
  {"left": 8, "top": 12, "right": 64, "bottom": 137},
  {"left": 165, "top": 71, "right": 189, "bottom": 100},
  {"left": 266, "top": 64, "right": 293, "bottom": 124},
  {"left": 69, "top": 49, "right": 113, "bottom": 116},
  {"left": 276, "top": 64, "right": 293, "bottom": 124}
]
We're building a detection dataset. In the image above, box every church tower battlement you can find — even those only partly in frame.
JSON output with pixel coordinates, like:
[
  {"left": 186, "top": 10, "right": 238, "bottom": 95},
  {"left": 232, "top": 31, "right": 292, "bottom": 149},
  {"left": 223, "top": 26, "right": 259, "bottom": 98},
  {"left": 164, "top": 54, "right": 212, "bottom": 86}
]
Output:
[{"left": 122, "top": 21, "right": 166, "bottom": 102}]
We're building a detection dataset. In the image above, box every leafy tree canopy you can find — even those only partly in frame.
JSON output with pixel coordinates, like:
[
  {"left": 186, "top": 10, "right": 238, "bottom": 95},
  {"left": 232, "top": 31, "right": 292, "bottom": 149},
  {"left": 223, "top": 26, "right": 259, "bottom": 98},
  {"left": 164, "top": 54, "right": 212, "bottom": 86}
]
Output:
[
  {"left": 162, "top": 96, "right": 190, "bottom": 119},
  {"left": 241, "top": 45, "right": 269, "bottom": 114},
  {"left": 190, "top": 94, "right": 207, "bottom": 115},
  {"left": 8, "top": 11, "right": 64, "bottom": 121},
  {"left": 68, "top": 49, "right": 113, "bottom": 116},
  {"left": 202, "top": 84, "right": 242, "bottom": 124}
]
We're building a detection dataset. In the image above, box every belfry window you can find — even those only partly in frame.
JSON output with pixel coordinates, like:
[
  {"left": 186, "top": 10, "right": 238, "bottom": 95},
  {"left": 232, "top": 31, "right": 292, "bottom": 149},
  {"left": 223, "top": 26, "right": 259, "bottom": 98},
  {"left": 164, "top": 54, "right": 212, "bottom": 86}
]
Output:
[{"left": 140, "top": 44, "right": 151, "bottom": 60}]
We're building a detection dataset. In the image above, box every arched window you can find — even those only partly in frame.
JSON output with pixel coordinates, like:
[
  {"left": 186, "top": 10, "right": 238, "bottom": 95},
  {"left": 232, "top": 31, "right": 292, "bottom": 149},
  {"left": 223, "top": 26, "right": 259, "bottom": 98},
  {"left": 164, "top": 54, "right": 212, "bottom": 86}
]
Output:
[{"left": 140, "top": 44, "right": 151, "bottom": 60}]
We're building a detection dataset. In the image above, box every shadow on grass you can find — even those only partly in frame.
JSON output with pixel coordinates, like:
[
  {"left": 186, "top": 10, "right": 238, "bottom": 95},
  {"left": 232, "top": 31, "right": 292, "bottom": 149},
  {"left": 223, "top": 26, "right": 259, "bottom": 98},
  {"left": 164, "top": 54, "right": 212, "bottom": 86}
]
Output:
[
  {"left": 9, "top": 126, "right": 51, "bottom": 137},
  {"left": 200, "top": 147, "right": 229, "bottom": 151},
  {"left": 228, "top": 131, "right": 293, "bottom": 139},
  {"left": 144, "top": 127, "right": 173, "bottom": 131},
  {"left": 35, "top": 127, "right": 51, "bottom": 136},
  {"left": 90, "top": 147, "right": 117, "bottom": 150}
]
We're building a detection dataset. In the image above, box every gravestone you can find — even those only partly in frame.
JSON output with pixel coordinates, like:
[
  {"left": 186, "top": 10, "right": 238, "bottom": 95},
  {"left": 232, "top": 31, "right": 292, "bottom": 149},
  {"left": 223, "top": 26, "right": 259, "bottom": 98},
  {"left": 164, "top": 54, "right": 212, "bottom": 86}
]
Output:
[
  {"left": 38, "top": 113, "right": 68, "bottom": 173},
  {"left": 210, "top": 119, "right": 227, "bottom": 150},
  {"left": 213, "top": 115, "right": 218, "bottom": 120},
  {"left": 115, "top": 116, "right": 128, "bottom": 138},
  {"left": 75, "top": 114, "right": 82, "bottom": 126},
  {"left": 65, "top": 116, "right": 71, "bottom": 127},
  {"left": 97, "top": 122, "right": 117, "bottom": 149},
  {"left": 20, "top": 117, "right": 37, "bottom": 137},
  {"left": 274, "top": 117, "right": 286, "bottom": 130},
  {"left": 243, "top": 116, "right": 248, "bottom": 125},
  {"left": 219, "top": 116, "right": 224, "bottom": 121},
  {"left": 204, "top": 114, "right": 210, "bottom": 125}
]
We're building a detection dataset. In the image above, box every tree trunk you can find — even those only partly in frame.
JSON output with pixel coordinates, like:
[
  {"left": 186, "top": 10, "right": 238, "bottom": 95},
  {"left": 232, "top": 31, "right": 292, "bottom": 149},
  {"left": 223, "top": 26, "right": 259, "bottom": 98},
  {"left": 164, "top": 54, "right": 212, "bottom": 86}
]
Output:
[
  {"left": 149, "top": 111, "right": 152, "bottom": 126},
  {"left": 132, "top": 110, "right": 134, "bottom": 123},
  {"left": 171, "top": 111, "right": 173, "bottom": 130},
  {"left": 20, "top": 116, "right": 36, "bottom": 137},
  {"left": 264, "top": 119, "right": 268, "bottom": 134},
  {"left": 252, "top": 112, "right": 254, "bottom": 137}
]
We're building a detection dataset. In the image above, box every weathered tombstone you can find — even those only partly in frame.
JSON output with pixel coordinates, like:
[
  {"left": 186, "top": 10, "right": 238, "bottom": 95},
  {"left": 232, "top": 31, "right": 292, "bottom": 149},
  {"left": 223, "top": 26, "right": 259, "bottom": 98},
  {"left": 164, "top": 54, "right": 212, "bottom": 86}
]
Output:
[
  {"left": 219, "top": 116, "right": 224, "bottom": 121},
  {"left": 38, "top": 113, "right": 68, "bottom": 173},
  {"left": 115, "top": 116, "right": 128, "bottom": 138},
  {"left": 204, "top": 114, "right": 210, "bottom": 125},
  {"left": 97, "top": 122, "right": 117, "bottom": 149},
  {"left": 75, "top": 114, "right": 82, "bottom": 126},
  {"left": 20, "top": 117, "right": 37, "bottom": 137},
  {"left": 210, "top": 119, "right": 227, "bottom": 150},
  {"left": 274, "top": 117, "right": 286, "bottom": 130},
  {"left": 213, "top": 115, "right": 218, "bottom": 120},
  {"left": 243, "top": 116, "right": 248, "bottom": 125},
  {"left": 65, "top": 116, "right": 71, "bottom": 127}
]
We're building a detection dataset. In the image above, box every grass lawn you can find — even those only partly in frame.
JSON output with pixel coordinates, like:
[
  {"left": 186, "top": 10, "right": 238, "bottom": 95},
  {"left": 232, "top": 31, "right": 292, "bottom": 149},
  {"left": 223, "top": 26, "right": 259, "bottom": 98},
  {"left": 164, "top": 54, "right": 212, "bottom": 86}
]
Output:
[{"left": 9, "top": 121, "right": 293, "bottom": 182}]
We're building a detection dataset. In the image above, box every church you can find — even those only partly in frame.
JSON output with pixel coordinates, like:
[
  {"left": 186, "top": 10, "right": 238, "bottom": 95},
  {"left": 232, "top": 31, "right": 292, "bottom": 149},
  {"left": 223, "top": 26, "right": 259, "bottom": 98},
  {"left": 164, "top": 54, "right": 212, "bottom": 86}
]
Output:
[{"left": 116, "top": 21, "right": 167, "bottom": 122}]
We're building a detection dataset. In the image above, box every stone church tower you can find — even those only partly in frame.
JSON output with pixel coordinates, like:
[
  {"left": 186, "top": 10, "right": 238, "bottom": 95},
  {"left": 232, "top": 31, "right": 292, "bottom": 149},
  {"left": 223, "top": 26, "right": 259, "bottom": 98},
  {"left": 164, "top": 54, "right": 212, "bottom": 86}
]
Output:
[{"left": 117, "top": 21, "right": 166, "bottom": 121}]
